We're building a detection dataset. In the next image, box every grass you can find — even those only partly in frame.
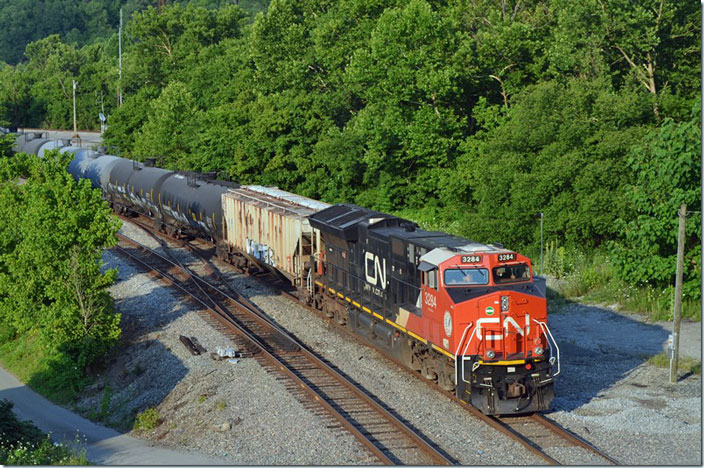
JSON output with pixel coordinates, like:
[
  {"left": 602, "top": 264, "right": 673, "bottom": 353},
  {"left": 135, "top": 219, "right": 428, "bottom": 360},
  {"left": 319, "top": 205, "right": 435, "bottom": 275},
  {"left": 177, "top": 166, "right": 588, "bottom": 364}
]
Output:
[
  {"left": 0, "top": 331, "right": 88, "bottom": 404},
  {"left": 133, "top": 408, "right": 160, "bottom": 431},
  {"left": 1, "top": 399, "right": 89, "bottom": 465},
  {"left": 533, "top": 245, "right": 701, "bottom": 322},
  {"left": 647, "top": 352, "right": 702, "bottom": 375}
]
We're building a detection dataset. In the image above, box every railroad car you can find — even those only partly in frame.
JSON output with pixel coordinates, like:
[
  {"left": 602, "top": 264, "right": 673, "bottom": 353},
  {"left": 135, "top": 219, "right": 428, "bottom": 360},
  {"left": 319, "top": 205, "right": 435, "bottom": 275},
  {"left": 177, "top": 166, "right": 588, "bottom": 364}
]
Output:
[{"left": 12, "top": 133, "right": 559, "bottom": 415}]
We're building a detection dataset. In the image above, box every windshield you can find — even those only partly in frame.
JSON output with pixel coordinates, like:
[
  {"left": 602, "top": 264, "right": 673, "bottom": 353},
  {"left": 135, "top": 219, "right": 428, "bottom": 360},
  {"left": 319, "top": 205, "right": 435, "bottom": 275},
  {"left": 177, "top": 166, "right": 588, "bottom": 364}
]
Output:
[
  {"left": 444, "top": 268, "right": 489, "bottom": 286},
  {"left": 492, "top": 263, "right": 531, "bottom": 284}
]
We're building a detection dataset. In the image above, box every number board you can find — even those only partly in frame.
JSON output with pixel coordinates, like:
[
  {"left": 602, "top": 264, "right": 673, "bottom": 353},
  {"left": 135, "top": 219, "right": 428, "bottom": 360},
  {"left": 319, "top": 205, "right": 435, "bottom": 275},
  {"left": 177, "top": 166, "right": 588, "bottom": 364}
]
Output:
[
  {"left": 497, "top": 253, "right": 516, "bottom": 262},
  {"left": 461, "top": 255, "right": 481, "bottom": 263}
]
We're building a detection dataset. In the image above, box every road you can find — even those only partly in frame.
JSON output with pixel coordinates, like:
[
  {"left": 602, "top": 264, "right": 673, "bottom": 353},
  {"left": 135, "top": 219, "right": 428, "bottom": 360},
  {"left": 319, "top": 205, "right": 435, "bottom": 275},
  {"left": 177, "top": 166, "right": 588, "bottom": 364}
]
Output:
[
  {"left": 0, "top": 365, "right": 227, "bottom": 465},
  {"left": 19, "top": 128, "right": 103, "bottom": 147}
]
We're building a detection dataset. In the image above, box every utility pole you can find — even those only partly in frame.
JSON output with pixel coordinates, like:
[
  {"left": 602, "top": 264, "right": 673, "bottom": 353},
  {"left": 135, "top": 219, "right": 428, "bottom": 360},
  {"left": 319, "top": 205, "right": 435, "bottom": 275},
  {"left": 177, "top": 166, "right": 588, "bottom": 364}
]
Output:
[
  {"left": 72, "top": 80, "right": 78, "bottom": 139},
  {"left": 118, "top": 7, "right": 123, "bottom": 107},
  {"left": 669, "top": 204, "right": 686, "bottom": 383}
]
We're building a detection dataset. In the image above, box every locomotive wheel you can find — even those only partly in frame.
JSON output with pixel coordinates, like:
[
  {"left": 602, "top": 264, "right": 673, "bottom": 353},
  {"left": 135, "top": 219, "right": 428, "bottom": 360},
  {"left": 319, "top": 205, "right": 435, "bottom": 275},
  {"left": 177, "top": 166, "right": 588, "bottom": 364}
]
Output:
[
  {"left": 322, "top": 300, "right": 334, "bottom": 318},
  {"left": 421, "top": 358, "right": 438, "bottom": 381},
  {"left": 313, "top": 294, "right": 324, "bottom": 311},
  {"left": 401, "top": 339, "right": 422, "bottom": 371},
  {"left": 334, "top": 308, "right": 347, "bottom": 325},
  {"left": 437, "top": 359, "right": 457, "bottom": 392}
]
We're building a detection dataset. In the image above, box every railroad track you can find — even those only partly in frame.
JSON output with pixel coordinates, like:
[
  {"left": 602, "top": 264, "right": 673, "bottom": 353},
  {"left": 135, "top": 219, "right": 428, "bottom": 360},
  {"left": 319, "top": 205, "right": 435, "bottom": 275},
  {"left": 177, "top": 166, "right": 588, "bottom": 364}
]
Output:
[
  {"left": 116, "top": 215, "right": 619, "bottom": 465},
  {"left": 278, "top": 286, "right": 619, "bottom": 466},
  {"left": 114, "top": 228, "right": 455, "bottom": 466},
  {"left": 462, "top": 407, "right": 619, "bottom": 465}
]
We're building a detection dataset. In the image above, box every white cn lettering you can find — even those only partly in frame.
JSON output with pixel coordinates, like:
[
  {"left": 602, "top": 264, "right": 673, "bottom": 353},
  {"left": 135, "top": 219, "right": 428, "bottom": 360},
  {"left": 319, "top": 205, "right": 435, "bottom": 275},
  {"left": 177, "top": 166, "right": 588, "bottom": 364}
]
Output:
[{"left": 364, "top": 251, "right": 387, "bottom": 289}]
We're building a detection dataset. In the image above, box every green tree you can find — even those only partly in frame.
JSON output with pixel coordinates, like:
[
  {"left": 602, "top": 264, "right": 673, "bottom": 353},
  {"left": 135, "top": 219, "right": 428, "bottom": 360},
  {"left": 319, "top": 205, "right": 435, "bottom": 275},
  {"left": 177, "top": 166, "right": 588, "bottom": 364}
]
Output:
[
  {"left": 0, "top": 151, "right": 121, "bottom": 375},
  {"left": 0, "top": 133, "right": 15, "bottom": 158},
  {"left": 132, "top": 81, "right": 201, "bottom": 168},
  {"left": 548, "top": 0, "right": 700, "bottom": 120},
  {"left": 345, "top": 0, "right": 465, "bottom": 211},
  {"left": 612, "top": 107, "right": 701, "bottom": 297},
  {"left": 456, "top": 79, "right": 651, "bottom": 249}
]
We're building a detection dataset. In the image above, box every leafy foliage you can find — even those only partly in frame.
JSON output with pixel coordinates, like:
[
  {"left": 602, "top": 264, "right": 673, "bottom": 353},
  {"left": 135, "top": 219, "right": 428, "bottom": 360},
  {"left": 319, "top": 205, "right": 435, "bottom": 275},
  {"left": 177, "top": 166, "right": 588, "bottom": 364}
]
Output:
[
  {"left": 0, "top": 0, "right": 700, "bottom": 308},
  {"left": 613, "top": 105, "right": 701, "bottom": 298},
  {"left": 0, "top": 0, "right": 270, "bottom": 65},
  {"left": 134, "top": 407, "right": 161, "bottom": 430},
  {"left": 0, "top": 151, "right": 122, "bottom": 376}
]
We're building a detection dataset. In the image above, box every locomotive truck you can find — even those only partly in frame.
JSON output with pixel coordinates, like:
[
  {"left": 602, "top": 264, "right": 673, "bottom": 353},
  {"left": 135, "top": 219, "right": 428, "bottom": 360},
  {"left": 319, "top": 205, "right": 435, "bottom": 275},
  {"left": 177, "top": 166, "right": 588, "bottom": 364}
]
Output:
[{"left": 13, "top": 132, "right": 560, "bottom": 415}]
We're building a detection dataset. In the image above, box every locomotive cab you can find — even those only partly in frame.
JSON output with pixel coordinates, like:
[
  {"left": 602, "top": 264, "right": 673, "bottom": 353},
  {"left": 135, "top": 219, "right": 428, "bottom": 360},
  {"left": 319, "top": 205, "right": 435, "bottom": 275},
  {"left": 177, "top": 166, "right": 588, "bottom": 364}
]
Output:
[{"left": 419, "top": 249, "right": 559, "bottom": 414}]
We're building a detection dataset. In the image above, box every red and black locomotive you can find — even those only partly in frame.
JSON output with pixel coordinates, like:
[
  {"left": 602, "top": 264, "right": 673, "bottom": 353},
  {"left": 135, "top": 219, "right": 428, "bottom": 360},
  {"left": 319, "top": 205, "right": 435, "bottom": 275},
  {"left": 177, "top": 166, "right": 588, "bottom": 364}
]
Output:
[{"left": 307, "top": 204, "right": 558, "bottom": 414}]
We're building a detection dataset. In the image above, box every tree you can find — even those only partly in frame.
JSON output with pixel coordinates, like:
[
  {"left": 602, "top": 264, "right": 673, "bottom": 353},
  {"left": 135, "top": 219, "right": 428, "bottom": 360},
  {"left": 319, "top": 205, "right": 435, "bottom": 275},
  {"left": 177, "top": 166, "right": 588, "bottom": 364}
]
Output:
[
  {"left": 612, "top": 107, "right": 701, "bottom": 298},
  {"left": 344, "top": 0, "right": 465, "bottom": 211},
  {"left": 456, "top": 78, "right": 651, "bottom": 249},
  {"left": 132, "top": 81, "right": 201, "bottom": 168},
  {"left": 548, "top": 0, "right": 700, "bottom": 120},
  {"left": 0, "top": 151, "right": 121, "bottom": 374}
]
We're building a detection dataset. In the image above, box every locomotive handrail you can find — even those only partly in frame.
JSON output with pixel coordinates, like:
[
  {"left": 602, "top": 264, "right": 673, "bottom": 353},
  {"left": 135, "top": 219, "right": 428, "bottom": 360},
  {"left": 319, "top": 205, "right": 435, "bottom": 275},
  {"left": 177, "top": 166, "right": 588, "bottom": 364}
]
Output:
[
  {"left": 533, "top": 319, "right": 560, "bottom": 376},
  {"left": 455, "top": 322, "right": 478, "bottom": 385},
  {"left": 454, "top": 322, "right": 474, "bottom": 356}
]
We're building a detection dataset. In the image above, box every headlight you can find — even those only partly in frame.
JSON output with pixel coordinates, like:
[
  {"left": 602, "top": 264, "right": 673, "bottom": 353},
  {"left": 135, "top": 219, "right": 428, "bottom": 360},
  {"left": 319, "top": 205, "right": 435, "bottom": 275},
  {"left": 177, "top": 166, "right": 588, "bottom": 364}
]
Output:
[
  {"left": 501, "top": 295, "right": 509, "bottom": 311},
  {"left": 486, "top": 350, "right": 496, "bottom": 359},
  {"left": 534, "top": 346, "right": 544, "bottom": 355}
]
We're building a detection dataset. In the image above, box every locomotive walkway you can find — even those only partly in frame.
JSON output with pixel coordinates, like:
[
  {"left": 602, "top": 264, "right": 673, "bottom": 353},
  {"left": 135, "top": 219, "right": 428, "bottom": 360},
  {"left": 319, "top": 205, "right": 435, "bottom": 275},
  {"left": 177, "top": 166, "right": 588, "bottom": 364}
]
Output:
[{"left": 0, "top": 365, "right": 227, "bottom": 465}]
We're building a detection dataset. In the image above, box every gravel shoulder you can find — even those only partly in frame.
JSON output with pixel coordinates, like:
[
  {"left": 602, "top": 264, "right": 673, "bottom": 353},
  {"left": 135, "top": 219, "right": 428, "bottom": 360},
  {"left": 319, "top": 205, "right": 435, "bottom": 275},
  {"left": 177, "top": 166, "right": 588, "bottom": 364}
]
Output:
[{"left": 66, "top": 220, "right": 701, "bottom": 465}]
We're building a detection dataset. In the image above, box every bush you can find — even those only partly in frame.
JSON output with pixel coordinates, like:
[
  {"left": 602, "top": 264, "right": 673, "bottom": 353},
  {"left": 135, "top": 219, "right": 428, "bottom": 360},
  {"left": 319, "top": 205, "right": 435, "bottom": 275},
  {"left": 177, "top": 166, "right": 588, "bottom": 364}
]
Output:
[
  {"left": 0, "top": 399, "right": 88, "bottom": 465},
  {"left": 0, "top": 151, "right": 121, "bottom": 402},
  {"left": 134, "top": 408, "right": 160, "bottom": 431}
]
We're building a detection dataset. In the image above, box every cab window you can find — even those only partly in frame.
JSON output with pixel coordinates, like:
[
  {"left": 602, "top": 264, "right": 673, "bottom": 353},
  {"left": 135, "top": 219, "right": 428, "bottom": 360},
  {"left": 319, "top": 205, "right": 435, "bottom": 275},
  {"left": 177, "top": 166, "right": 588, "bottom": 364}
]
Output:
[
  {"left": 492, "top": 263, "right": 531, "bottom": 284},
  {"left": 422, "top": 269, "right": 439, "bottom": 290},
  {"left": 444, "top": 268, "right": 489, "bottom": 286}
]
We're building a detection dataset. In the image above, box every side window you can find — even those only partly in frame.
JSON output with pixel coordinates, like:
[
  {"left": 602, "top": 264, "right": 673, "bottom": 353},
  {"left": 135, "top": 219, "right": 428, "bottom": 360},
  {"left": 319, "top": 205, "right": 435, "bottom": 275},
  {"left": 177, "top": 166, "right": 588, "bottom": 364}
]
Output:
[
  {"left": 429, "top": 269, "right": 438, "bottom": 290},
  {"left": 423, "top": 269, "right": 438, "bottom": 290}
]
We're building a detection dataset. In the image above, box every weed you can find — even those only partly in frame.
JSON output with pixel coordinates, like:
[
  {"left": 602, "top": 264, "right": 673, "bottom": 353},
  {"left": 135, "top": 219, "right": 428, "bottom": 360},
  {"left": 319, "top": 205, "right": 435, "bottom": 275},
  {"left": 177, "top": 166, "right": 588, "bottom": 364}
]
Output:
[
  {"left": 99, "top": 384, "right": 112, "bottom": 421},
  {"left": 216, "top": 400, "right": 227, "bottom": 411},
  {"left": 647, "top": 352, "right": 702, "bottom": 375},
  {"left": 199, "top": 395, "right": 207, "bottom": 403},
  {"left": 537, "top": 247, "right": 701, "bottom": 321},
  {"left": 134, "top": 408, "right": 160, "bottom": 431},
  {"left": 0, "top": 400, "right": 88, "bottom": 465}
]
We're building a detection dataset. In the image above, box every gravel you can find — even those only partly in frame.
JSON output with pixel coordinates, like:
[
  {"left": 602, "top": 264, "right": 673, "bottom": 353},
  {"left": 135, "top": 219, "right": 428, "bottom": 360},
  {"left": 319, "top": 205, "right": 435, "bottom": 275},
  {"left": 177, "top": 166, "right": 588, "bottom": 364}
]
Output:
[
  {"left": 75, "top": 219, "right": 701, "bottom": 465},
  {"left": 545, "top": 301, "right": 701, "bottom": 465},
  {"left": 71, "top": 223, "right": 377, "bottom": 465}
]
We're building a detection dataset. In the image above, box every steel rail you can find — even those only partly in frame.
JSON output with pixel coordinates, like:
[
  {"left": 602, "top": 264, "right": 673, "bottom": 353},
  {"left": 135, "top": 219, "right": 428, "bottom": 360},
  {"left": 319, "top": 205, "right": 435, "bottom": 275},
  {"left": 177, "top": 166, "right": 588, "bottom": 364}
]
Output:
[
  {"left": 116, "top": 214, "right": 617, "bottom": 465},
  {"left": 113, "top": 240, "right": 394, "bottom": 465},
  {"left": 115, "top": 232, "right": 454, "bottom": 466},
  {"left": 277, "top": 281, "right": 618, "bottom": 466},
  {"left": 530, "top": 413, "right": 620, "bottom": 465}
]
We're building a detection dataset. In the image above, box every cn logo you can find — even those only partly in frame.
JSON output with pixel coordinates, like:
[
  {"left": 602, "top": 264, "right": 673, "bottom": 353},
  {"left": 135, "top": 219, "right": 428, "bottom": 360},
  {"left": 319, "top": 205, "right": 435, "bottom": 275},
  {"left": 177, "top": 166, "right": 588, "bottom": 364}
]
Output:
[{"left": 364, "top": 252, "right": 387, "bottom": 289}]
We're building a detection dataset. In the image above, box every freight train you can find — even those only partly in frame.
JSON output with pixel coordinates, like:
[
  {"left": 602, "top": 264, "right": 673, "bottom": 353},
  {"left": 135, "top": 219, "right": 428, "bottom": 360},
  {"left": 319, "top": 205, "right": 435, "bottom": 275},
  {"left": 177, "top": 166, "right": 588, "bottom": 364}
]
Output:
[{"left": 13, "top": 132, "right": 560, "bottom": 415}]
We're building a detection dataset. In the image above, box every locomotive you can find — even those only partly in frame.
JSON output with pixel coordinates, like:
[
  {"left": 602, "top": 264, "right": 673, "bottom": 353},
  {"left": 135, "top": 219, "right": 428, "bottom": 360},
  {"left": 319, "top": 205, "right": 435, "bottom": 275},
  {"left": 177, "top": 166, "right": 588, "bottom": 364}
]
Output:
[{"left": 13, "top": 132, "right": 560, "bottom": 415}]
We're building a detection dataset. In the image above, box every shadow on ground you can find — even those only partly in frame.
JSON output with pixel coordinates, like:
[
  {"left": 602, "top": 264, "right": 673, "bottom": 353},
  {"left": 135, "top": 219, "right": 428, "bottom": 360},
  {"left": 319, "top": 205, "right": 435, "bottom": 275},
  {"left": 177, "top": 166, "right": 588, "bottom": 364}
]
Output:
[
  {"left": 545, "top": 286, "right": 681, "bottom": 413},
  {"left": 71, "top": 251, "right": 196, "bottom": 432}
]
